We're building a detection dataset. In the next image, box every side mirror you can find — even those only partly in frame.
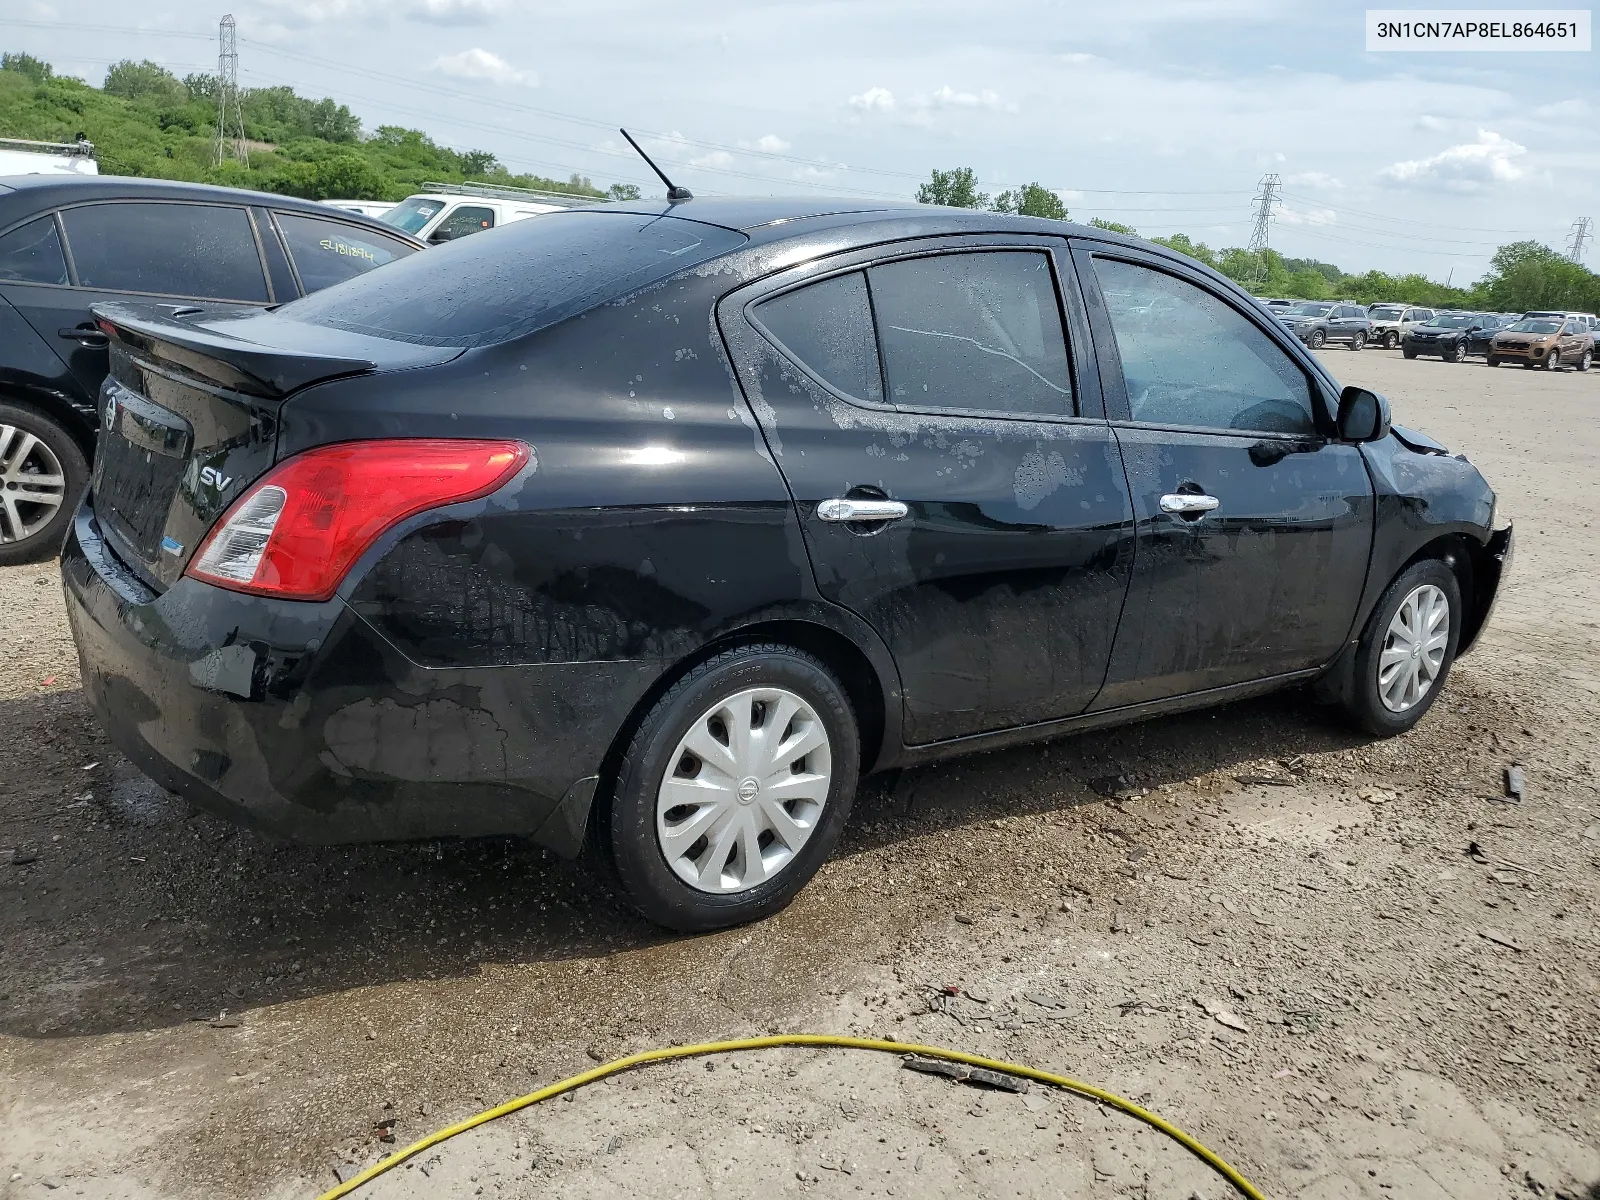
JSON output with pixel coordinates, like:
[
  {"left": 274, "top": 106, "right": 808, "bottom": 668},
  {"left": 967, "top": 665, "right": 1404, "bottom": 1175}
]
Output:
[
  {"left": 1337, "top": 386, "right": 1391, "bottom": 443},
  {"left": 428, "top": 229, "right": 455, "bottom": 244}
]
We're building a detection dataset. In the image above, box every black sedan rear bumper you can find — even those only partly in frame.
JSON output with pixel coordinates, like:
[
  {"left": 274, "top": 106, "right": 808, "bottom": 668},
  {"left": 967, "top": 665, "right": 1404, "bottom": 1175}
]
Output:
[{"left": 61, "top": 502, "right": 653, "bottom": 855}]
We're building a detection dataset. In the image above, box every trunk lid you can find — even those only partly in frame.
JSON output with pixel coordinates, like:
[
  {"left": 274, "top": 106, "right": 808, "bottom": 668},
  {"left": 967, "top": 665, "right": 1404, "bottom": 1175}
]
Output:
[{"left": 90, "top": 301, "right": 462, "bottom": 591}]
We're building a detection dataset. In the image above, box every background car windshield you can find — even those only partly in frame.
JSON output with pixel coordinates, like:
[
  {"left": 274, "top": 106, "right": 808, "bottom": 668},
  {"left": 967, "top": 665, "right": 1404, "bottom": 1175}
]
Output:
[
  {"left": 1507, "top": 319, "right": 1561, "bottom": 334},
  {"left": 380, "top": 197, "right": 445, "bottom": 234},
  {"left": 1284, "top": 303, "right": 1331, "bottom": 316},
  {"left": 280, "top": 211, "right": 747, "bottom": 348},
  {"left": 1427, "top": 315, "right": 1476, "bottom": 328},
  {"left": 1368, "top": 305, "right": 1403, "bottom": 318}
]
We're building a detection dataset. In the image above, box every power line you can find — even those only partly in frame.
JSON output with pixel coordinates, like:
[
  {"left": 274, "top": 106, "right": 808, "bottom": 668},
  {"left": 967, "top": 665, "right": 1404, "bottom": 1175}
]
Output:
[
  {"left": 212, "top": 15, "right": 248, "bottom": 168},
  {"left": 1246, "top": 173, "right": 1281, "bottom": 283}
]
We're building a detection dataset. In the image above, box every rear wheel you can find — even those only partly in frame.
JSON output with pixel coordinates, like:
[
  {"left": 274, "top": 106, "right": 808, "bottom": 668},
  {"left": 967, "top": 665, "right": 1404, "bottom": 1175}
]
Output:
[
  {"left": 1384, "top": 330, "right": 1399, "bottom": 349},
  {"left": 1349, "top": 331, "right": 1366, "bottom": 351},
  {"left": 0, "top": 402, "right": 88, "bottom": 567},
  {"left": 605, "top": 644, "right": 860, "bottom": 932},
  {"left": 1338, "top": 559, "right": 1461, "bottom": 737}
]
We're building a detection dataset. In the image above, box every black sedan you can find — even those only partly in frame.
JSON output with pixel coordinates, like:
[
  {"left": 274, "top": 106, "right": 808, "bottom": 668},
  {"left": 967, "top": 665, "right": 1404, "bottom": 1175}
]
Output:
[
  {"left": 0, "top": 175, "right": 422, "bottom": 564},
  {"left": 1402, "top": 312, "right": 1503, "bottom": 362},
  {"left": 63, "top": 200, "right": 1511, "bottom": 931}
]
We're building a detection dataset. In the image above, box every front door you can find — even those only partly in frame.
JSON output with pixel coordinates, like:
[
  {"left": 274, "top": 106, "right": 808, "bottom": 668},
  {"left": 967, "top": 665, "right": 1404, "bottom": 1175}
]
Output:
[
  {"left": 720, "top": 237, "right": 1136, "bottom": 744},
  {"left": 1071, "top": 243, "right": 1375, "bottom": 708}
]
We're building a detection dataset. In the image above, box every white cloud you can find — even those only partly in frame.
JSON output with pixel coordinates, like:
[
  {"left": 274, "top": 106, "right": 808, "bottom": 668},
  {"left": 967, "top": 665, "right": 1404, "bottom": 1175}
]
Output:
[
  {"left": 1286, "top": 171, "right": 1343, "bottom": 189},
  {"left": 688, "top": 149, "right": 735, "bottom": 169},
  {"left": 1377, "top": 129, "right": 1527, "bottom": 192},
  {"left": 922, "top": 85, "right": 1015, "bottom": 112},
  {"left": 749, "top": 134, "right": 791, "bottom": 153},
  {"left": 1415, "top": 114, "right": 1448, "bottom": 131},
  {"left": 260, "top": 0, "right": 505, "bottom": 21},
  {"left": 407, "top": 0, "right": 507, "bottom": 24},
  {"left": 1277, "top": 205, "right": 1337, "bottom": 226},
  {"left": 430, "top": 48, "right": 536, "bottom": 86},
  {"left": 846, "top": 87, "right": 895, "bottom": 112},
  {"left": 1533, "top": 98, "right": 1590, "bottom": 120}
]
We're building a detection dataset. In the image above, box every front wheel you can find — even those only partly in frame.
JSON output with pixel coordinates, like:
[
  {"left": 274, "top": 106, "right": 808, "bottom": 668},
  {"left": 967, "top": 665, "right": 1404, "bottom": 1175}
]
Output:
[
  {"left": 1339, "top": 559, "right": 1462, "bottom": 736},
  {"left": 1542, "top": 351, "right": 1561, "bottom": 370},
  {"left": 605, "top": 644, "right": 860, "bottom": 932},
  {"left": 1442, "top": 341, "right": 1462, "bottom": 363},
  {"left": 1307, "top": 329, "right": 1326, "bottom": 350},
  {"left": 0, "top": 401, "right": 89, "bottom": 567},
  {"left": 1402, "top": 347, "right": 1417, "bottom": 359},
  {"left": 1578, "top": 349, "right": 1593, "bottom": 372},
  {"left": 1349, "top": 331, "right": 1366, "bottom": 351},
  {"left": 1384, "top": 331, "right": 1399, "bottom": 349},
  {"left": 1486, "top": 356, "right": 1502, "bottom": 367}
]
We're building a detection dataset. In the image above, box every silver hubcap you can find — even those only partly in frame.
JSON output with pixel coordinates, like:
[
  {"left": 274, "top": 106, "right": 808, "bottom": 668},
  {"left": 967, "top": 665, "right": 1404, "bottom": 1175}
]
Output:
[
  {"left": 1378, "top": 584, "right": 1450, "bottom": 713},
  {"left": 656, "top": 687, "right": 832, "bottom": 894},
  {"left": 0, "top": 424, "right": 67, "bottom": 545}
]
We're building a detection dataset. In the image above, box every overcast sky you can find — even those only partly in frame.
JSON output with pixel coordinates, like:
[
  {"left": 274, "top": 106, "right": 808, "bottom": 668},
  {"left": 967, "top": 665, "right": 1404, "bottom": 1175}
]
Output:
[{"left": 9, "top": 0, "right": 1597, "bottom": 281}]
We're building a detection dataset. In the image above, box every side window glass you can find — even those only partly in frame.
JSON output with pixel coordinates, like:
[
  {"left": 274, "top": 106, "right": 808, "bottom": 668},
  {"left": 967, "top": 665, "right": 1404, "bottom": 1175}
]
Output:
[
  {"left": 60, "top": 203, "right": 267, "bottom": 301},
  {"left": 274, "top": 213, "right": 417, "bottom": 294},
  {"left": 753, "top": 272, "right": 883, "bottom": 403},
  {"left": 867, "top": 250, "right": 1073, "bottom": 417},
  {"left": 1093, "top": 256, "right": 1317, "bottom": 436},
  {"left": 0, "top": 216, "right": 69, "bottom": 285},
  {"left": 431, "top": 206, "right": 496, "bottom": 242}
]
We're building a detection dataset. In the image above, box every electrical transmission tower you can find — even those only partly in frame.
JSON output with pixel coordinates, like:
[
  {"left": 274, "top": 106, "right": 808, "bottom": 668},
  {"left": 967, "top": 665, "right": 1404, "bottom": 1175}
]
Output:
[
  {"left": 1247, "top": 173, "right": 1282, "bottom": 284},
  {"left": 212, "top": 15, "right": 248, "bottom": 167},
  {"left": 1566, "top": 216, "right": 1592, "bottom": 264}
]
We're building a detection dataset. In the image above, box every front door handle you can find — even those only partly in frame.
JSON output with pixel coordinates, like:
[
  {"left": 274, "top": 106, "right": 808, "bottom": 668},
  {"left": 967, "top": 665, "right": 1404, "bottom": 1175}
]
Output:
[
  {"left": 1159, "top": 493, "right": 1221, "bottom": 516},
  {"left": 817, "top": 497, "right": 909, "bottom": 523},
  {"left": 58, "top": 324, "right": 108, "bottom": 346}
]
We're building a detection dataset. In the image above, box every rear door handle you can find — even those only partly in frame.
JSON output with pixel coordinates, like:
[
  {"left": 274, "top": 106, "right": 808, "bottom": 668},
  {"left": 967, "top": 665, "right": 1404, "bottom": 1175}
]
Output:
[
  {"left": 1159, "top": 493, "right": 1221, "bottom": 515},
  {"left": 817, "top": 497, "right": 909, "bottom": 523},
  {"left": 58, "top": 324, "right": 108, "bottom": 346}
]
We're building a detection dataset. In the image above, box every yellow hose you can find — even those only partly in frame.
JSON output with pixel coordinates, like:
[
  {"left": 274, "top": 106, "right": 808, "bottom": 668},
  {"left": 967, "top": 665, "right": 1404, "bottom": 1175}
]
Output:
[{"left": 315, "top": 1033, "right": 1267, "bottom": 1200}]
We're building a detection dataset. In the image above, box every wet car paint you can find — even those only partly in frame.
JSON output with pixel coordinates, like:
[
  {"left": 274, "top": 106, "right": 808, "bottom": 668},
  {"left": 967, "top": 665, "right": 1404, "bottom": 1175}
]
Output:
[{"left": 61, "top": 202, "right": 1509, "bottom": 854}]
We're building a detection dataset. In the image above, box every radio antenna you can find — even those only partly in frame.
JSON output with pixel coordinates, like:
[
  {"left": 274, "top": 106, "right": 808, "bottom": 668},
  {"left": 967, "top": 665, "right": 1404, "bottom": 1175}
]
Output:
[{"left": 619, "top": 128, "right": 692, "bottom": 202}]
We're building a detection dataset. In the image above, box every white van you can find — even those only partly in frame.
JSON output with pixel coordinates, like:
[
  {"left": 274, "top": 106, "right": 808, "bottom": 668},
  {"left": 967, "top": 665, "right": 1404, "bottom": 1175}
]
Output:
[
  {"left": 0, "top": 136, "right": 98, "bottom": 177},
  {"left": 322, "top": 199, "right": 394, "bottom": 220},
  {"left": 378, "top": 181, "right": 595, "bottom": 244}
]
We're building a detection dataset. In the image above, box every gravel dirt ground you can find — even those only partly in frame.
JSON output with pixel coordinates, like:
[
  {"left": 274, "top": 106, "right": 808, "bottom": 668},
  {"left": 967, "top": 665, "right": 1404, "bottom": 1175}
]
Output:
[{"left": 2, "top": 349, "right": 1598, "bottom": 1200}]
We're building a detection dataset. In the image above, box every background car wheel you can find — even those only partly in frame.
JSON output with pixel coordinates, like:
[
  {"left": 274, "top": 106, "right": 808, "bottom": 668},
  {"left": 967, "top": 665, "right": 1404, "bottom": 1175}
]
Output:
[
  {"left": 1349, "top": 331, "right": 1366, "bottom": 351},
  {"left": 1486, "top": 356, "right": 1502, "bottom": 367},
  {"left": 0, "top": 402, "right": 89, "bottom": 568},
  {"left": 1307, "top": 329, "right": 1325, "bottom": 349},
  {"left": 1442, "top": 341, "right": 1462, "bottom": 363},
  {"left": 605, "top": 643, "right": 860, "bottom": 932},
  {"left": 1339, "top": 559, "right": 1462, "bottom": 737},
  {"left": 1384, "top": 331, "right": 1399, "bottom": 349},
  {"left": 1577, "top": 349, "right": 1592, "bottom": 372},
  {"left": 1402, "top": 347, "right": 1417, "bottom": 359},
  {"left": 1541, "top": 351, "right": 1560, "bottom": 370}
]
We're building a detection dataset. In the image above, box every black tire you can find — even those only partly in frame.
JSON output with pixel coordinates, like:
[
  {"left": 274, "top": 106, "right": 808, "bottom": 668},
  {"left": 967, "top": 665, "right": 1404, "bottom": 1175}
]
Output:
[
  {"left": 0, "top": 401, "right": 89, "bottom": 567},
  {"left": 1349, "top": 331, "right": 1366, "bottom": 351},
  {"left": 1442, "top": 341, "right": 1462, "bottom": 363},
  {"left": 1486, "top": 356, "right": 1501, "bottom": 367},
  {"left": 605, "top": 643, "right": 860, "bottom": 932},
  {"left": 1402, "top": 347, "right": 1417, "bottom": 359},
  {"left": 1384, "top": 330, "right": 1399, "bottom": 349},
  {"left": 1307, "top": 329, "right": 1326, "bottom": 350},
  {"left": 1338, "top": 559, "right": 1462, "bottom": 737}
]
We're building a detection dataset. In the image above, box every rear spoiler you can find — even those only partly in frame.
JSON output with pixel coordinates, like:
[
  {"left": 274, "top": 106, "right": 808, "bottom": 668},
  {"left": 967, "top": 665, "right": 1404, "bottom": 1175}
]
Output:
[{"left": 91, "top": 302, "right": 460, "bottom": 397}]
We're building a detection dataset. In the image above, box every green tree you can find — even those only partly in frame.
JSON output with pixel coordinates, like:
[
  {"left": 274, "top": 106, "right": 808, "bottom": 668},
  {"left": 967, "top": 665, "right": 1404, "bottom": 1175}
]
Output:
[
  {"left": 1477, "top": 241, "right": 1599, "bottom": 312},
  {"left": 1087, "top": 217, "right": 1138, "bottom": 235},
  {"left": 1, "top": 52, "right": 53, "bottom": 83},
  {"left": 103, "top": 60, "right": 184, "bottom": 104},
  {"left": 308, "top": 97, "right": 361, "bottom": 143},
  {"left": 608, "top": 182, "right": 642, "bottom": 200},
  {"left": 916, "top": 166, "right": 990, "bottom": 209},
  {"left": 1148, "top": 233, "right": 1218, "bottom": 269},
  {"left": 183, "top": 73, "right": 217, "bottom": 102},
  {"left": 993, "top": 182, "right": 1067, "bottom": 219}
]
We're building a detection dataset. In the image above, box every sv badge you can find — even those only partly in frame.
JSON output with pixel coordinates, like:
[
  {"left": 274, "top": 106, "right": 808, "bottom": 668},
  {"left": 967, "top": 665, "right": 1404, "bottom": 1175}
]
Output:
[{"left": 199, "top": 465, "right": 234, "bottom": 492}]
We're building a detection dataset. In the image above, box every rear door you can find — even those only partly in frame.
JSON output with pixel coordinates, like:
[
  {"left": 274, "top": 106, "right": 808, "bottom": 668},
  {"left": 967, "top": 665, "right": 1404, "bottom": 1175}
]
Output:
[
  {"left": 268, "top": 210, "right": 418, "bottom": 294},
  {"left": 720, "top": 236, "right": 1135, "bottom": 744},
  {"left": 0, "top": 213, "right": 94, "bottom": 410},
  {"left": 1070, "top": 241, "right": 1374, "bottom": 707},
  {"left": 10, "top": 200, "right": 276, "bottom": 401}
]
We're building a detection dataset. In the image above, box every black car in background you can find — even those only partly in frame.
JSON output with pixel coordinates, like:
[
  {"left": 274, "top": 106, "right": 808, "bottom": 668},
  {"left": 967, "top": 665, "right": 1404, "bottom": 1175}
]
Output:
[
  {"left": 1276, "top": 301, "right": 1371, "bottom": 350},
  {"left": 1464, "top": 314, "right": 1514, "bottom": 357},
  {"left": 64, "top": 200, "right": 1511, "bottom": 931},
  {"left": 1402, "top": 312, "right": 1501, "bottom": 362},
  {"left": 0, "top": 176, "right": 423, "bottom": 564}
]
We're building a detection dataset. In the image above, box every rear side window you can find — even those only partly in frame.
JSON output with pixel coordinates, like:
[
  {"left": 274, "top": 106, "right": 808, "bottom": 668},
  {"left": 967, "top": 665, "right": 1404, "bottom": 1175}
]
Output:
[
  {"left": 274, "top": 213, "right": 416, "bottom": 293},
  {"left": 61, "top": 202, "right": 268, "bottom": 301},
  {"left": 0, "top": 216, "right": 68, "bottom": 285},
  {"left": 279, "top": 211, "right": 747, "bottom": 348},
  {"left": 753, "top": 272, "right": 883, "bottom": 403},
  {"left": 869, "top": 251, "right": 1073, "bottom": 417}
]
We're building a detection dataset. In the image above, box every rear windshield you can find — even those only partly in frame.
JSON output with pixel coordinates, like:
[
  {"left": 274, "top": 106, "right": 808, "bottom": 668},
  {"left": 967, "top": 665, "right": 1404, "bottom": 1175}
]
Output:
[{"left": 278, "top": 211, "right": 747, "bottom": 348}]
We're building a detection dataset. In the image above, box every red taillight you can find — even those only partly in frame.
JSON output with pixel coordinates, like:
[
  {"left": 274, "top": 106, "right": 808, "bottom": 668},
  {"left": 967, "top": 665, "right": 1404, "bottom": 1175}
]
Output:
[{"left": 187, "top": 439, "right": 528, "bottom": 601}]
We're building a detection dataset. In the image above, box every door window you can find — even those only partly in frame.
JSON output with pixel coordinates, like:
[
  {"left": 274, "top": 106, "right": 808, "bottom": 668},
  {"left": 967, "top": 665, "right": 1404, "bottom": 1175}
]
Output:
[
  {"left": 1093, "top": 256, "right": 1316, "bottom": 436},
  {"left": 0, "top": 217, "right": 68, "bottom": 285},
  {"left": 431, "top": 206, "right": 495, "bottom": 242},
  {"left": 752, "top": 271, "right": 883, "bottom": 403},
  {"left": 60, "top": 202, "right": 268, "bottom": 301},
  {"left": 868, "top": 250, "right": 1074, "bottom": 417},
  {"left": 274, "top": 212, "right": 417, "bottom": 293}
]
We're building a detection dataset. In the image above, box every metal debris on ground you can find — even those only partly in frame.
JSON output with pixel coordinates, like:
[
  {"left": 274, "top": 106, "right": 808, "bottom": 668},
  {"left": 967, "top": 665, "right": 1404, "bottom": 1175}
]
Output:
[
  {"left": 1479, "top": 928, "right": 1526, "bottom": 953},
  {"left": 901, "top": 1055, "right": 1031, "bottom": 1094},
  {"left": 1502, "top": 763, "right": 1525, "bottom": 803}
]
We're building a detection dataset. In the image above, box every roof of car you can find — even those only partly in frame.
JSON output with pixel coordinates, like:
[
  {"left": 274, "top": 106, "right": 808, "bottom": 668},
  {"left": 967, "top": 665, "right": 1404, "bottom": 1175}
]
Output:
[{"left": 0, "top": 174, "right": 422, "bottom": 242}]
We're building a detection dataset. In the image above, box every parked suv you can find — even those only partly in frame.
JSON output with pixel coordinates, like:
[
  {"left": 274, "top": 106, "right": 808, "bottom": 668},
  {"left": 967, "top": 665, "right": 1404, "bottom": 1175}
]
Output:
[
  {"left": 1366, "top": 304, "right": 1435, "bottom": 349},
  {"left": 1276, "top": 301, "right": 1371, "bottom": 349},
  {"left": 1402, "top": 312, "right": 1499, "bottom": 362},
  {"left": 1488, "top": 316, "right": 1594, "bottom": 370},
  {"left": 65, "top": 201, "right": 1510, "bottom": 931},
  {"left": 0, "top": 175, "right": 422, "bottom": 564}
]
